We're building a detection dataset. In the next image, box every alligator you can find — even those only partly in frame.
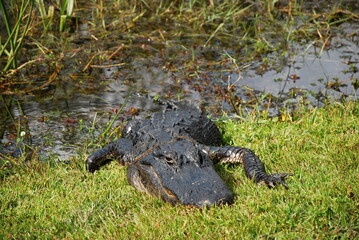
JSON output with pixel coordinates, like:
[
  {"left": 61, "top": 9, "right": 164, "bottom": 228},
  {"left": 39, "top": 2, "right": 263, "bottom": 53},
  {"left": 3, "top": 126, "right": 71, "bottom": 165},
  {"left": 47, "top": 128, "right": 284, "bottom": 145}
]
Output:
[{"left": 86, "top": 101, "right": 293, "bottom": 207}]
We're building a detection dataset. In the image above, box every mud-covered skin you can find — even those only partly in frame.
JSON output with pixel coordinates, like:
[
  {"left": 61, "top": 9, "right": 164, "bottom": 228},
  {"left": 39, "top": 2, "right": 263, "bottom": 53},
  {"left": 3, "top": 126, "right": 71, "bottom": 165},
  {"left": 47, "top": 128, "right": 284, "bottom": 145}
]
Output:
[{"left": 86, "top": 102, "right": 293, "bottom": 207}]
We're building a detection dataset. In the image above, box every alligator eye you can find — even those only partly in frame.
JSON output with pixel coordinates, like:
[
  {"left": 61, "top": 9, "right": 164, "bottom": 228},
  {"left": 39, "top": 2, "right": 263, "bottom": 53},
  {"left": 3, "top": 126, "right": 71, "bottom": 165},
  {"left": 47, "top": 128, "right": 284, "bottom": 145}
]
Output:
[
  {"left": 198, "top": 152, "right": 205, "bottom": 166},
  {"left": 164, "top": 157, "right": 176, "bottom": 165}
]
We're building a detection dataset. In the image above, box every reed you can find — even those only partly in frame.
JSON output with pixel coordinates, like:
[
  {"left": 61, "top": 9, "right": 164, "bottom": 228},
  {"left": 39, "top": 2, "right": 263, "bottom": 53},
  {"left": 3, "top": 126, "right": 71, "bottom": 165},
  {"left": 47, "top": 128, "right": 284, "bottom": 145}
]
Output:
[
  {"left": 0, "top": 0, "right": 33, "bottom": 72},
  {"left": 59, "top": 0, "right": 75, "bottom": 32}
]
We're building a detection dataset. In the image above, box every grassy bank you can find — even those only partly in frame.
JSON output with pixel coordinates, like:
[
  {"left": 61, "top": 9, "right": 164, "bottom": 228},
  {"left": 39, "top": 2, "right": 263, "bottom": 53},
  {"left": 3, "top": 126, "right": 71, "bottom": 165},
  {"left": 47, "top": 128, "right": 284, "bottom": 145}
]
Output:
[{"left": 1, "top": 101, "right": 358, "bottom": 239}]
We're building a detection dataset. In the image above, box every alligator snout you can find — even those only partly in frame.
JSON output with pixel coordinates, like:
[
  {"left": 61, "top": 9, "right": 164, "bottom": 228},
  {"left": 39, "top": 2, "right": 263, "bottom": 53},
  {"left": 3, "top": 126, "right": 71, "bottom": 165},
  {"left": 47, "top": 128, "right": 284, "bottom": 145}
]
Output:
[
  {"left": 172, "top": 164, "right": 234, "bottom": 207},
  {"left": 128, "top": 148, "right": 234, "bottom": 207}
]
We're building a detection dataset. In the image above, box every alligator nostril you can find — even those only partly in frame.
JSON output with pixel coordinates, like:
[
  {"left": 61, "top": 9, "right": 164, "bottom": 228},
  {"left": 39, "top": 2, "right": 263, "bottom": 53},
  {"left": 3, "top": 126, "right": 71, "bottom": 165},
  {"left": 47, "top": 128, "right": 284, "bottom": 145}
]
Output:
[
  {"left": 198, "top": 152, "right": 204, "bottom": 166},
  {"left": 165, "top": 157, "right": 176, "bottom": 165},
  {"left": 196, "top": 192, "right": 234, "bottom": 207},
  {"left": 214, "top": 191, "right": 234, "bottom": 206},
  {"left": 199, "top": 200, "right": 212, "bottom": 207}
]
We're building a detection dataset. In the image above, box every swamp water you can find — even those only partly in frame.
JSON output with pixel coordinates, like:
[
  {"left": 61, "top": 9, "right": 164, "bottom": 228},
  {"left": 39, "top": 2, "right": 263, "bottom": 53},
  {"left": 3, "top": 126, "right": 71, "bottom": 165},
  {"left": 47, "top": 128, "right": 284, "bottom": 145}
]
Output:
[{"left": 1, "top": 2, "right": 358, "bottom": 161}]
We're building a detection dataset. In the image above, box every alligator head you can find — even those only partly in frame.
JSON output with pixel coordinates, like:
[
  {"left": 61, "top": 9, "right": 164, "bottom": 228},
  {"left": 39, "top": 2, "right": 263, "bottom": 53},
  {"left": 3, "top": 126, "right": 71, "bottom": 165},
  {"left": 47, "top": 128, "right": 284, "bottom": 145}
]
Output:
[{"left": 127, "top": 139, "right": 233, "bottom": 207}]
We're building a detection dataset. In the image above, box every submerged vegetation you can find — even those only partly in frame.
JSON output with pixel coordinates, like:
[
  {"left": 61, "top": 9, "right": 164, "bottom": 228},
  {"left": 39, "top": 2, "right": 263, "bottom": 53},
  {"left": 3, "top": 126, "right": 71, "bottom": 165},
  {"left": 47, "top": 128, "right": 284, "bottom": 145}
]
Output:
[
  {"left": 1, "top": 101, "right": 358, "bottom": 239},
  {"left": 0, "top": 0, "right": 358, "bottom": 93}
]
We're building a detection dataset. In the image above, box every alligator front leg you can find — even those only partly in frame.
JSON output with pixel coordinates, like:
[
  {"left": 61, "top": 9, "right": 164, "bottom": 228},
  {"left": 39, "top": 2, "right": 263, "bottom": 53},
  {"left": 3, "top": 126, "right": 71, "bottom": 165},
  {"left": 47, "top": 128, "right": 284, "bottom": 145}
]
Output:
[
  {"left": 207, "top": 146, "right": 293, "bottom": 189},
  {"left": 86, "top": 138, "right": 133, "bottom": 173}
]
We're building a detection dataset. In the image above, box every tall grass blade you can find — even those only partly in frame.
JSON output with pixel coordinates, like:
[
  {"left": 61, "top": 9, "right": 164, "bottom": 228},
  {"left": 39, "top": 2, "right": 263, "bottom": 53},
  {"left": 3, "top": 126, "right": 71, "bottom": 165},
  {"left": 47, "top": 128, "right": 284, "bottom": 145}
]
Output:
[
  {"left": 204, "top": 22, "right": 224, "bottom": 47},
  {"left": 35, "top": 0, "right": 51, "bottom": 31},
  {"left": 59, "top": 0, "right": 75, "bottom": 32},
  {"left": 0, "top": 0, "right": 33, "bottom": 72},
  {"left": 67, "top": 0, "right": 74, "bottom": 16},
  {"left": 101, "top": 93, "right": 131, "bottom": 139}
]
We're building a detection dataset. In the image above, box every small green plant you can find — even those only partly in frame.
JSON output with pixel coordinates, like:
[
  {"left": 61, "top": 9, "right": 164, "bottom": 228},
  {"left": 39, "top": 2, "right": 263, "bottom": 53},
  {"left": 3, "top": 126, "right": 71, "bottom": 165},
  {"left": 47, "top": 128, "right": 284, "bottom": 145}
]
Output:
[
  {"left": 35, "top": 0, "right": 75, "bottom": 32},
  {"left": 15, "top": 131, "right": 27, "bottom": 155}
]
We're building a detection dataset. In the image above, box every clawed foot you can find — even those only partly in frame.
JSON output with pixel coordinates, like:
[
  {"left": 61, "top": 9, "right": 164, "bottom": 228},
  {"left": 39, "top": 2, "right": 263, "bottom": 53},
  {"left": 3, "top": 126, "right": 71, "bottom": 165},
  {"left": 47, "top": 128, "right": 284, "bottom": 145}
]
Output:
[
  {"left": 264, "top": 173, "right": 294, "bottom": 189},
  {"left": 86, "top": 156, "right": 99, "bottom": 173},
  {"left": 86, "top": 155, "right": 113, "bottom": 173}
]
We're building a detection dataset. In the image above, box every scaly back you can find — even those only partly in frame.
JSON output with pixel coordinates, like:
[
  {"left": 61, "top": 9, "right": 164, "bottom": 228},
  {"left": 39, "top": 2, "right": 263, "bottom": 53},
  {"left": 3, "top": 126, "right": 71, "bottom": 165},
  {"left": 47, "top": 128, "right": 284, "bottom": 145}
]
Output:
[{"left": 123, "top": 104, "right": 222, "bottom": 146}]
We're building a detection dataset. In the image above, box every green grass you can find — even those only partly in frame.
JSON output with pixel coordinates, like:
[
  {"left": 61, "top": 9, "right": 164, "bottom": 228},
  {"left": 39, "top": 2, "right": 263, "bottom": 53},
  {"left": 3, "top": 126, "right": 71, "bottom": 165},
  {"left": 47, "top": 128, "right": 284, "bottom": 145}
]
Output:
[{"left": 1, "top": 101, "right": 358, "bottom": 239}]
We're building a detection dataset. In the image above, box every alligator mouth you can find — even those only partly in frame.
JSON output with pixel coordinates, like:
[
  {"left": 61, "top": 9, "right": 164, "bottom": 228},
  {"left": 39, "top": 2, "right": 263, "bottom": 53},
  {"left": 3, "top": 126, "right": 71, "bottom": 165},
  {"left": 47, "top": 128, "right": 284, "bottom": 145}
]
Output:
[{"left": 127, "top": 163, "right": 180, "bottom": 205}]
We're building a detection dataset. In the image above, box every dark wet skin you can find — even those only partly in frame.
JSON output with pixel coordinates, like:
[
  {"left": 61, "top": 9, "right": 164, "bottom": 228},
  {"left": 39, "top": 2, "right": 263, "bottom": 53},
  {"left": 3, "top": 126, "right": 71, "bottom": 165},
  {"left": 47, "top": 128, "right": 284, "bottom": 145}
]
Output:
[{"left": 86, "top": 102, "right": 293, "bottom": 207}]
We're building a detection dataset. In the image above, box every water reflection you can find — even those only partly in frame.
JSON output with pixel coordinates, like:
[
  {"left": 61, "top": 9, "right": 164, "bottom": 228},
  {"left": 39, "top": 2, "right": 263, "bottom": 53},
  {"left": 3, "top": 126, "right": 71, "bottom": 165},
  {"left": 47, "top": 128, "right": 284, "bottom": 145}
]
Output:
[
  {"left": 231, "top": 36, "right": 358, "bottom": 102},
  {"left": 1, "top": 16, "right": 358, "bottom": 161}
]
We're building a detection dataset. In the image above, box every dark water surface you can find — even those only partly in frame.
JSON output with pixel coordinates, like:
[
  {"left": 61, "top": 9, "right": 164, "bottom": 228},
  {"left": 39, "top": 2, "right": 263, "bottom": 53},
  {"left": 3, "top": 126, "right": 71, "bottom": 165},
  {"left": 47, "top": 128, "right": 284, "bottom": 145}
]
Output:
[{"left": 1, "top": 2, "right": 358, "bottom": 160}]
